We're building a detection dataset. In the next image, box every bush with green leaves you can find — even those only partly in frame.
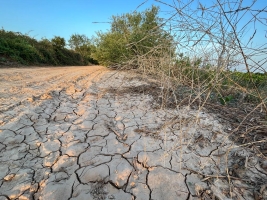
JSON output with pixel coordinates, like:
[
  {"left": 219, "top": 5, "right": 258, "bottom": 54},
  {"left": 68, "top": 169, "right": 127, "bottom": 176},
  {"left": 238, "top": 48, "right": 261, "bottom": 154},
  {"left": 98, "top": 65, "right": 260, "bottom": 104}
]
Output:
[
  {"left": 68, "top": 34, "right": 98, "bottom": 65},
  {"left": 0, "top": 29, "right": 92, "bottom": 66},
  {"left": 93, "top": 6, "right": 174, "bottom": 67},
  {"left": 51, "top": 36, "right": 66, "bottom": 49},
  {"left": 0, "top": 29, "right": 42, "bottom": 64}
]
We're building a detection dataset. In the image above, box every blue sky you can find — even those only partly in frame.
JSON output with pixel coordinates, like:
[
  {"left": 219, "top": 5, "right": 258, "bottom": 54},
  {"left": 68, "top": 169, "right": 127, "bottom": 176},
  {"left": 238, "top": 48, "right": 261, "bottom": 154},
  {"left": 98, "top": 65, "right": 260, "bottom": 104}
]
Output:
[
  {"left": 1, "top": 0, "right": 266, "bottom": 43},
  {"left": 0, "top": 0, "right": 169, "bottom": 40},
  {"left": 1, "top": 0, "right": 266, "bottom": 71}
]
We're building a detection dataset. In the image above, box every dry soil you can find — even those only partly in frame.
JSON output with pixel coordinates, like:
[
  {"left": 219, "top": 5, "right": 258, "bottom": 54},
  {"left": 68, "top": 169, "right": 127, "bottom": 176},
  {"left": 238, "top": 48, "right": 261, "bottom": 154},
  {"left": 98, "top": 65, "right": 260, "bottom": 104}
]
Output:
[{"left": 0, "top": 66, "right": 266, "bottom": 200}]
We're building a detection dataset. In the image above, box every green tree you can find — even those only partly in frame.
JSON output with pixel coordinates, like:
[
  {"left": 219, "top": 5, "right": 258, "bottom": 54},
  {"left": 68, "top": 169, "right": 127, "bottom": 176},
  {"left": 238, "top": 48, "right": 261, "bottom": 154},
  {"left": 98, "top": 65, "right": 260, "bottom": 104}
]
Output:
[
  {"left": 93, "top": 6, "right": 174, "bottom": 67},
  {"left": 68, "top": 34, "right": 91, "bottom": 57},
  {"left": 93, "top": 31, "right": 128, "bottom": 66},
  {"left": 51, "top": 36, "right": 66, "bottom": 49},
  {"left": 68, "top": 34, "right": 99, "bottom": 64}
]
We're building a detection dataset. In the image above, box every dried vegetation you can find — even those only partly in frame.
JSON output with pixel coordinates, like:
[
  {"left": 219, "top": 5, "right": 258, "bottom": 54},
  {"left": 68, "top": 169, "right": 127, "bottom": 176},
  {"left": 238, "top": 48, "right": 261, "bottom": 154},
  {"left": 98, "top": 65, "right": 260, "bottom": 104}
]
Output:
[{"left": 105, "top": 0, "right": 267, "bottom": 199}]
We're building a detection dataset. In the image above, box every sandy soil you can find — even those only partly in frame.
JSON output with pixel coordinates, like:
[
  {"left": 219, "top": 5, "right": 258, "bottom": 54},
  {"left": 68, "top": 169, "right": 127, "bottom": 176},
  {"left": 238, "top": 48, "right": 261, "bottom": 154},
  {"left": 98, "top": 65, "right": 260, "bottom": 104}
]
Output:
[
  {"left": 0, "top": 66, "right": 107, "bottom": 125},
  {"left": 0, "top": 66, "right": 266, "bottom": 200}
]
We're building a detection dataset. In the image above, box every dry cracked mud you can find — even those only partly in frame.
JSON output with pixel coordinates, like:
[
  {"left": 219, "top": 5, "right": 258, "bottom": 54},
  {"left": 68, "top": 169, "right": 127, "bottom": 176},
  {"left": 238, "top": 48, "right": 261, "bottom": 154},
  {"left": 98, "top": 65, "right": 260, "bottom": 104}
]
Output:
[{"left": 0, "top": 66, "right": 267, "bottom": 200}]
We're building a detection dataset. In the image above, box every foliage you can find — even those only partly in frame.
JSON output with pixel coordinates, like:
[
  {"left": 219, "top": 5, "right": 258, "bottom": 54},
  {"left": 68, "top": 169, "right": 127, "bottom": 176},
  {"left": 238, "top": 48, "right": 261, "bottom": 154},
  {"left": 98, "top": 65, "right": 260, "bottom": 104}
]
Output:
[
  {"left": 68, "top": 34, "right": 98, "bottom": 65},
  {"left": 218, "top": 95, "right": 234, "bottom": 105},
  {"left": 51, "top": 36, "right": 66, "bottom": 49},
  {"left": 171, "top": 54, "right": 267, "bottom": 105},
  {"left": 68, "top": 34, "right": 89, "bottom": 54},
  {"left": 231, "top": 72, "right": 267, "bottom": 88},
  {"left": 93, "top": 6, "right": 174, "bottom": 67},
  {"left": 93, "top": 31, "right": 128, "bottom": 66},
  {"left": 0, "top": 29, "right": 95, "bottom": 66}
]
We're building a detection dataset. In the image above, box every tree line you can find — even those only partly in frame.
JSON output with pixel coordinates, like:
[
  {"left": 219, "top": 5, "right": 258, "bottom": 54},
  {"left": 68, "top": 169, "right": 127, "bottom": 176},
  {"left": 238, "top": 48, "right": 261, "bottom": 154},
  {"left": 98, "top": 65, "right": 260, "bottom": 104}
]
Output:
[{"left": 0, "top": 6, "right": 172, "bottom": 67}]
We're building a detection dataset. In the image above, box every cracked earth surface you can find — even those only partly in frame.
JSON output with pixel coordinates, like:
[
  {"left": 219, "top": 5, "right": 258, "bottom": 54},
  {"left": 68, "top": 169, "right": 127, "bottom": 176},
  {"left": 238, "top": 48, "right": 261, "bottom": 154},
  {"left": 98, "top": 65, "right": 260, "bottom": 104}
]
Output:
[{"left": 0, "top": 66, "right": 267, "bottom": 200}]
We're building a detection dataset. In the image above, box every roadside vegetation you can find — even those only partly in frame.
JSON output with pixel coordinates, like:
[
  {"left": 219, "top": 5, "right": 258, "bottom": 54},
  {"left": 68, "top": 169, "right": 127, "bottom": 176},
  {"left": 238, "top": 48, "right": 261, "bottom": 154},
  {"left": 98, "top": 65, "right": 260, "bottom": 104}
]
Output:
[
  {"left": 92, "top": 6, "right": 174, "bottom": 67},
  {"left": 0, "top": 29, "right": 98, "bottom": 66},
  {"left": 92, "top": 2, "right": 267, "bottom": 198},
  {"left": 91, "top": 3, "right": 266, "bottom": 110}
]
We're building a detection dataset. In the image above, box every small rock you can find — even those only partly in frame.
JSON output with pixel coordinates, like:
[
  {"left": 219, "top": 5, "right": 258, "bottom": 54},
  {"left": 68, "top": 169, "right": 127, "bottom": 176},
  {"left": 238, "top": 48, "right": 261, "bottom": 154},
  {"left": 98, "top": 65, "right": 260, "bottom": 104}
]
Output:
[{"left": 4, "top": 174, "right": 15, "bottom": 181}]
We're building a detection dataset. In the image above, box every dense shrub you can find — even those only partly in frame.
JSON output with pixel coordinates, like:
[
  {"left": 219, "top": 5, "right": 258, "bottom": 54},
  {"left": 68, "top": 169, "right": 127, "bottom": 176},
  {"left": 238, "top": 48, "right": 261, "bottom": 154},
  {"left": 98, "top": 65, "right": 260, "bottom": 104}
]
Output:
[
  {"left": 0, "top": 29, "right": 96, "bottom": 66},
  {"left": 93, "top": 6, "right": 174, "bottom": 67}
]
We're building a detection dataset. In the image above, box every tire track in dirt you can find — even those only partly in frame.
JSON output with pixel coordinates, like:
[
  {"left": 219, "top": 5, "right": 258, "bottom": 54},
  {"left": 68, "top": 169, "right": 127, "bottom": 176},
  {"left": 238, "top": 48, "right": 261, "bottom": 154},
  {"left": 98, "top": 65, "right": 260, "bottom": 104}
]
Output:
[{"left": 0, "top": 66, "right": 107, "bottom": 125}]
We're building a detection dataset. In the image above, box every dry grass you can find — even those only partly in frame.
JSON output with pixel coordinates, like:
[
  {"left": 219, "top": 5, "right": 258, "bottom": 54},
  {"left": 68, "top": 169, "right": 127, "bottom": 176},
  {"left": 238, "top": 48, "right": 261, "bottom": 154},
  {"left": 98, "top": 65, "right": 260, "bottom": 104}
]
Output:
[{"left": 107, "top": 0, "right": 267, "bottom": 198}]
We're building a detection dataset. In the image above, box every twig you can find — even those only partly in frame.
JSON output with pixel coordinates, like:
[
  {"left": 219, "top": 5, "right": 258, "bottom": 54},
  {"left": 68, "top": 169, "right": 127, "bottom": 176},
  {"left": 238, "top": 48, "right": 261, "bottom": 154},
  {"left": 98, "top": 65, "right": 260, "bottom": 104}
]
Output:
[
  {"left": 106, "top": 123, "right": 127, "bottom": 141},
  {"left": 182, "top": 167, "right": 249, "bottom": 181}
]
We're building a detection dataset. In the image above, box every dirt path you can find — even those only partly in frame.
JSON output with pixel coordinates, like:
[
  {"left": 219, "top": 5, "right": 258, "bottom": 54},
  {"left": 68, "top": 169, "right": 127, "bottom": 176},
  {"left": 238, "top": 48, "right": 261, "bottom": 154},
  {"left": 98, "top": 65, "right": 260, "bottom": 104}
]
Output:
[
  {"left": 0, "top": 66, "right": 107, "bottom": 125},
  {"left": 0, "top": 66, "right": 105, "bottom": 110},
  {"left": 0, "top": 66, "right": 266, "bottom": 200}
]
